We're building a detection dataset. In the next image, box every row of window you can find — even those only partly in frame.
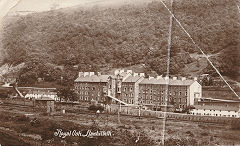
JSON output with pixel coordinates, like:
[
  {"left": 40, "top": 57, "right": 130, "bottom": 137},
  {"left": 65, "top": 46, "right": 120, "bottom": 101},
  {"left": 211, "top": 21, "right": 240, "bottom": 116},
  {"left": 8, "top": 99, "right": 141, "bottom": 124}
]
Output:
[
  {"left": 139, "top": 96, "right": 187, "bottom": 102},
  {"left": 191, "top": 112, "right": 237, "bottom": 117},
  {"left": 77, "top": 91, "right": 101, "bottom": 96},
  {"left": 140, "top": 91, "right": 188, "bottom": 96},
  {"left": 75, "top": 86, "right": 102, "bottom": 91},
  {"left": 79, "top": 96, "right": 106, "bottom": 102},
  {"left": 123, "top": 98, "right": 134, "bottom": 104},
  {"left": 140, "top": 86, "right": 188, "bottom": 90},
  {"left": 122, "top": 93, "right": 134, "bottom": 97}
]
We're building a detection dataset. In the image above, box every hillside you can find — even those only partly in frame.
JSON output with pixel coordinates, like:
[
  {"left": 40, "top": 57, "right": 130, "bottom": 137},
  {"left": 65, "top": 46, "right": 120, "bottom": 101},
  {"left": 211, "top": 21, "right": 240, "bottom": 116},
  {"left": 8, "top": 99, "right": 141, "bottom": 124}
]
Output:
[{"left": 0, "top": 0, "right": 239, "bottom": 86}]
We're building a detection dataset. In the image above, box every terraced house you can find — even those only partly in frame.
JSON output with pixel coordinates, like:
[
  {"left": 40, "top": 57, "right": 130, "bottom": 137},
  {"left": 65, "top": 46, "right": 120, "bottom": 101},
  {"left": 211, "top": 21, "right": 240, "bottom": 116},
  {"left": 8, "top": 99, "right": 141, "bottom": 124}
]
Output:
[
  {"left": 74, "top": 70, "right": 202, "bottom": 110},
  {"left": 74, "top": 72, "right": 109, "bottom": 103},
  {"left": 139, "top": 76, "right": 202, "bottom": 110}
]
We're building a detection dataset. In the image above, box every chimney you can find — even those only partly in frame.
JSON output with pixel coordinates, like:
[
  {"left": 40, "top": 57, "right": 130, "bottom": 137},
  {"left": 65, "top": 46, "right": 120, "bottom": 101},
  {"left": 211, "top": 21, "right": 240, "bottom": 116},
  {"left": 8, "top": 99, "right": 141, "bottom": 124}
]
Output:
[
  {"left": 97, "top": 72, "right": 101, "bottom": 76},
  {"left": 119, "top": 69, "right": 124, "bottom": 74},
  {"left": 157, "top": 75, "right": 163, "bottom": 80},
  {"left": 139, "top": 73, "right": 145, "bottom": 77},
  {"left": 83, "top": 72, "right": 89, "bottom": 77},
  {"left": 114, "top": 70, "right": 119, "bottom": 75},
  {"left": 173, "top": 77, "right": 177, "bottom": 80},
  {"left": 89, "top": 72, "right": 95, "bottom": 76},
  {"left": 79, "top": 72, "right": 83, "bottom": 77},
  {"left": 181, "top": 77, "right": 186, "bottom": 81},
  {"left": 127, "top": 70, "right": 133, "bottom": 74},
  {"left": 194, "top": 77, "right": 197, "bottom": 81},
  {"left": 149, "top": 76, "right": 154, "bottom": 80},
  {"left": 133, "top": 73, "right": 138, "bottom": 77},
  {"left": 164, "top": 76, "right": 169, "bottom": 80}
]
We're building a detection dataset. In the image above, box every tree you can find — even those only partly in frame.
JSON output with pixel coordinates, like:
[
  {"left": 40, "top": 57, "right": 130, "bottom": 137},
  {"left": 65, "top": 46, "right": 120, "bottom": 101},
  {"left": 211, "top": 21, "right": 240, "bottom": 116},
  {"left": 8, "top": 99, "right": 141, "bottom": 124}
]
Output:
[{"left": 57, "top": 87, "right": 78, "bottom": 102}]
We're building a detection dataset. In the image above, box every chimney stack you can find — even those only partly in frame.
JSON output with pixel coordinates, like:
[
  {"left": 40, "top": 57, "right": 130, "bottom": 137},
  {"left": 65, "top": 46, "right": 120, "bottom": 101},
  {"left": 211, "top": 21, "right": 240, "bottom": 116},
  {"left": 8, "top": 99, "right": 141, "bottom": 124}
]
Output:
[
  {"left": 79, "top": 72, "right": 83, "bottom": 77},
  {"left": 149, "top": 76, "right": 154, "bottom": 80},
  {"left": 89, "top": 72, "right": 95, "bottom": 76},
  {"left": 83, "top": 72, "right": 89, "bottom": 77},
  {"left": 119, "top": 69, "right": 124, "bottom": 74},
  {"left": 114, "top": 70, "right": 119, "bottom": 75},
  {"left": 127, "top": 70, "right": 133, "bottom": 74},
  {"left": 194, "top": 77, "right": 197, "bottom": 81},
  {"left": 181, "top": 77, "right": 186, "bottom": 81},
  {"left": 164, "top": 76, "right": 169, "bottom": 80},
  {"left": 133, "top": 73, "right": 138, "bottom": 77},
  {"left": 157, "top": 75, "right": 163, "bottom": 80},
  {"left": 139, "top": 73, "right": 145, "bottom": 77}
]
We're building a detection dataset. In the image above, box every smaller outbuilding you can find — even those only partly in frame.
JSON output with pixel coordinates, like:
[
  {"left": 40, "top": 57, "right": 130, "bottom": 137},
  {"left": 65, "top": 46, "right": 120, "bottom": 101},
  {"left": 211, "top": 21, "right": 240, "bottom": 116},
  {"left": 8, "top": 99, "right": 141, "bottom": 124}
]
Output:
[{"left": 189, "top": 105, "right": 240, "bottom": 118}]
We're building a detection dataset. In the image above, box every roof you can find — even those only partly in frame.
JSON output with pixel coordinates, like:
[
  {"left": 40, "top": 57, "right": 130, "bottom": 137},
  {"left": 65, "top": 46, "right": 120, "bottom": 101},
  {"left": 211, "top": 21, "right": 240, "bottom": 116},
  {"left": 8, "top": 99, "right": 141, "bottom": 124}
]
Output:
[
  {"left": 139, "top": 78, "right": 195, "bottom": 86},
  {"left": 140, "top": 78, "right": 166, "bottom": 84},
  {"left": 123, "top": 75, "right": 142, "bottom": 83},
  {"left": 169, "top": 79, "right": 195, "bottom": 86},
  {"left": 200, "top": 97, "right": 240, "bottom": 102},
  {"left": 36, "top": 97, "right": 54, "bottom": 101},
  {"left": 74, "top": 75, "right": 109, "bottom": 83},
  {"left": 27, "top": 91, "right": 57, "bottom": 95},
  {"left": 193, "top": 105, "right": 239, "bottom": 111}
]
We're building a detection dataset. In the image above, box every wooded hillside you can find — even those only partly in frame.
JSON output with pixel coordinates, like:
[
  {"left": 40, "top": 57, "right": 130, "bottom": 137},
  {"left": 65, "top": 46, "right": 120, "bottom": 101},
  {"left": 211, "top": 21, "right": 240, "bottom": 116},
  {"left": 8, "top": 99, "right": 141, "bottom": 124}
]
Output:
[{"left": 1, "top": 0, "right": 239, "bottom": 85}]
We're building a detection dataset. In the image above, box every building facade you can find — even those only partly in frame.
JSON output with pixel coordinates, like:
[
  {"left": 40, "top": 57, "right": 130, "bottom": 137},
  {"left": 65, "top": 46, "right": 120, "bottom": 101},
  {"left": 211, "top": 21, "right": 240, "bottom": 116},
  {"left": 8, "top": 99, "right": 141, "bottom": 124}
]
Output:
[
  {"left": 139, "top": 76, "right": 202, "bottom": 110},
  {"left": 74, "top": 72, "right": 109, "bottom": 103},
  {"left": 190, "top": 105, "right": 240, "bottom": 118},
  {"left": 24, "top": 88, "right": 59, "bottom": 101},
  {"left": 74, "top": 70, "right": 202, "bottom": 110}
]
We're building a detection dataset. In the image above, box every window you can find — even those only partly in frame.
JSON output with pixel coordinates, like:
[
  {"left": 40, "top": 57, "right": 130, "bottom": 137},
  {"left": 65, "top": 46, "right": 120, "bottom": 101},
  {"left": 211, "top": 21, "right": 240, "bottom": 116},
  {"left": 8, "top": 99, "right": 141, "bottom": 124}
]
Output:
[
  {"left": 185, "top": 92, "right": 187, "bottom": 96},
  {"left": 92, "top": 87, "right": 95, "bottom": 90},
  {"left": 179, "top": 92, "right": 182, "bottom": 95},
  {"left": 130, "top": 88, "right": 133, "bottom": 91}
]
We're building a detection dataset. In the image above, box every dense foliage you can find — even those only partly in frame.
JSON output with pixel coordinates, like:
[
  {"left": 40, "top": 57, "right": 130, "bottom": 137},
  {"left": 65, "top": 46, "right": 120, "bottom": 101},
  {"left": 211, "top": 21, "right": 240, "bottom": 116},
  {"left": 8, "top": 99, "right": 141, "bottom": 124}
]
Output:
[{"left": 1, "top": 0, "right": 239, "bottom": 86}]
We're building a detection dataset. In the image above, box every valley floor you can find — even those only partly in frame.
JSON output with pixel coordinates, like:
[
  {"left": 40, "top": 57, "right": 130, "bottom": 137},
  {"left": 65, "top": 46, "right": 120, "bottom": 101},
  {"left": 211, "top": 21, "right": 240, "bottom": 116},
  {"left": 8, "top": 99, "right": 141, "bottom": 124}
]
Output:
[{"left": 0, "top": 101, "right": 240, "bottom": 145}]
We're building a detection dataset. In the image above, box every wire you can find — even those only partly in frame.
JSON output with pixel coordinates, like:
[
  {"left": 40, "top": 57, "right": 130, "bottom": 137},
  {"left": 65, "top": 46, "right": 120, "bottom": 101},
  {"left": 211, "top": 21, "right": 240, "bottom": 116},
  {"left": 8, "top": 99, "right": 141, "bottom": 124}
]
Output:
[{"left": 160, "top": 0, "right": 240, "bottom": 99}]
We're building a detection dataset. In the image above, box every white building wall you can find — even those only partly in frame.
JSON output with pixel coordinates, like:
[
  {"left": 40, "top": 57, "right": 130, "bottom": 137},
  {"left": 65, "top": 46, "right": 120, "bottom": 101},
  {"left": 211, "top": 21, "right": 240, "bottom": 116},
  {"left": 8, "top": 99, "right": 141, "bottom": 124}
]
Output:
[
  {"left": 189, "top": 81, "right": 202, "bottom": 105},
  {"left": 190, "top": 109, "right": 240, "bottom": 118}
]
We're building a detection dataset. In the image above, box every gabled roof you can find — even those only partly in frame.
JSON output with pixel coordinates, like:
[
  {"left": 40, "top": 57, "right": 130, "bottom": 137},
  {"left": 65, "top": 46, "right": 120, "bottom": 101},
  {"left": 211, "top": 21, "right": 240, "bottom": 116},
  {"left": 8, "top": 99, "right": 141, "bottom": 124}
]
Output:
[
  {"left": 74, "top": 75, "right": 109, "bottom": 83},
  {"left": 193, "top": 105, "right": 239, "bottom": 111},
  {"left": 169, "top": 79, "right": 195, "bottom": 86},
  {"left": 139, "top": 78, "right": 195, "bottom": 86},
  {"left": 139, "top": 78, "right": 166, "bottom": 85},
  {"left": 123, "top": 75, "right": 143, "bottom": 83}
]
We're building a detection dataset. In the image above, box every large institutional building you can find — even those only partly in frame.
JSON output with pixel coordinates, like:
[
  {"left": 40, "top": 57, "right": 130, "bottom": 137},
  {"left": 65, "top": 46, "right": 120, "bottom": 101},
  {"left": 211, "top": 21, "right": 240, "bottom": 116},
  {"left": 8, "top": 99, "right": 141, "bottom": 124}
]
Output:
[{"left": 74, "top": 70, "right": 202, "bottom": 110}]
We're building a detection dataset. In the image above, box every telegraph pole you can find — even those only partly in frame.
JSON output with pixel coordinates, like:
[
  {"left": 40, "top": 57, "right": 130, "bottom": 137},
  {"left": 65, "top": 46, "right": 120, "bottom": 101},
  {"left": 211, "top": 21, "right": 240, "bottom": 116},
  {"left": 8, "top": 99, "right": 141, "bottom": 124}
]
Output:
[{"left": 161, "top": 0, "right": 173, "bottom": 145}]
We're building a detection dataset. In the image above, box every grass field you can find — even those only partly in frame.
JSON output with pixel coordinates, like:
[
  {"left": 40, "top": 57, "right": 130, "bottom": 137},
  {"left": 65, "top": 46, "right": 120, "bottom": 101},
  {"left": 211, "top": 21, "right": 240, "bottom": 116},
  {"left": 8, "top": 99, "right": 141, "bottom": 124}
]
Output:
[{"left": 0, "top": 102, "right": 240, "bottom": 145}]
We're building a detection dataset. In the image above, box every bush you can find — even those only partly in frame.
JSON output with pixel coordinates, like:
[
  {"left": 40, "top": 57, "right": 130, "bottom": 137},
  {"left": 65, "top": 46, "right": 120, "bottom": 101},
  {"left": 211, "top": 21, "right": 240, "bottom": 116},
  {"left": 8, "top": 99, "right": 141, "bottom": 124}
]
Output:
[
  {"left": 15, "top": 115, "right": 30, "bottom": 123},
  {"left": 231, "top": 119, "right": 240, "bottom": 130},
  {"left": 88, "top": 104, "right": 104, "bottom": 112}
]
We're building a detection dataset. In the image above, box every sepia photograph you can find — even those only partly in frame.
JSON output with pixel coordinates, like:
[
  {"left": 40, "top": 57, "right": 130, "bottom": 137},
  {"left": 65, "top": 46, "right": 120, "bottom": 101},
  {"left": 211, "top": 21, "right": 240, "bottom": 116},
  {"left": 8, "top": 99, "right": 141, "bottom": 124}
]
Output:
[{"left": 0, "top": 0, "right": 240, "bottom": 145}]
